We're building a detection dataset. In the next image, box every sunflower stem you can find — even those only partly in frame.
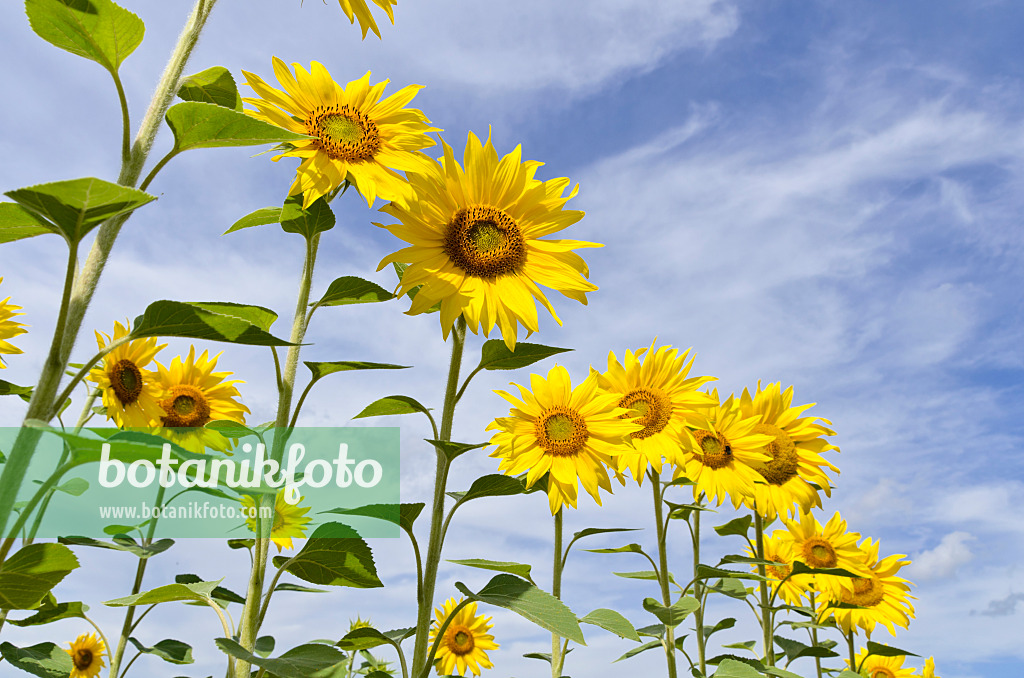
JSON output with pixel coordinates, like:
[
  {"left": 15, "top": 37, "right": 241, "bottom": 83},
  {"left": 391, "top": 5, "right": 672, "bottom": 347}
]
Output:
[
  {"left": 754, "top": 510, "right": 776, "bottom": 666},
  {"left": 846, "top": 630, "right": 858, "bottom": 671},
  {"left": 649, "top": 469, "right": 679, "bottom": 678},
  {"left": 692, "top": 497, "right": 707, "bottom": 676},
  {"left": 411, "top": 317, "right": 467, "bottom": 677},
  {"left": 809, "top": 591, "right": 823, "bottom": 678},
  {"left": 551, "top": 507, "right": 564, "bottom": 678}
]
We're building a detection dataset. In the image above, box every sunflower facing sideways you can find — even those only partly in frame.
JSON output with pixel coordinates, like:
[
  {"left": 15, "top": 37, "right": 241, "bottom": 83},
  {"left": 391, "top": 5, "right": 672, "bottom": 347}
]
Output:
[
  {"left": 488, "top": 365, "right": 641, "bottom": 514},
  {"left": 429, "top": 597, "right": 498, "bottom": 676},
  {"left": 377, "top": 131, "right": 600, "bottom": 350},
  {"left": 336, "top": 0, "right": 398, "bottom": 39},
  {"left": 66, "top": 633, "right": 105, "bottom": 678},
  {"left": 86, "top": 321, "right": 166, "bottom": 428},
  {"left": 737, "top": 381, "right": 840, "bottom": 520},
  {"left": 848, "top": 646, "right": 916, "bottom": 678},
  {"left": 597, "top": 340, "right": 716, "bottom": 483},
  {"left": 0, "top": 277, "right": 28, "bottom": 368},
  {"left": 242, "top": 57, "right": 438, "bottom": 208},
  {"left": 240, "top": 489, "right": 312, "bottom": 552}
]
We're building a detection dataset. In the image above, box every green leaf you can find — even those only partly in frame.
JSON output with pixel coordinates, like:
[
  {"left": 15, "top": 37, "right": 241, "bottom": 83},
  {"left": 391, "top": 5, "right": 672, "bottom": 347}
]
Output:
[
  {"left": 165, "top": 101, "right": 308, "bottom": 153},
  {"left": 641, "top": 596, "right": 700, "bottom": 627},
  {"left": 280, "top": 195, "right": 335, "bottom": 238},
  {"left": 353, "top": 395, "right": 432, "bottom": 420},
  {"left": 427, "top": 439, "right": 487, "bottom": 462},
  {"left": 206, "top": 420, "right": 258, "bottom": 439},
  {"left": 127, "top": 637, "right": 194, "bottom": 664},
  {"left": 0, "top": 203, "right": 52, "bottom": 243},
  {"left": 456, "top": 574, "right": 586, "bottom": 644},
  {"left": 255, "top": 636, "right": 276, "bottom": 658},
  {"left": 476, "top": 339, "right": 572, "bottom": 371},
  {"left": 319, "top": 502, "right": 423, "bottom": 534},
  {"left": 104, "top": 579, "right": 220, "bottom": 607},
  {"left": 271, "top": 522, "right": 382, "bottom": 588},
  {"left": 215, "top": 639, "right": 346, "bottom": 678},
  {"left": 337, "top": 627, "right": 395, "bottom": 652},
  {"left": 714, "top": 516, "right": 752, "bottom": 538},
  {"left": 305, "top": 361, "right": 409, "bottom": 382},
  {"left": 8, "top": 600, "right": 87, "bottom": 627},
  {"left": 174, "top": 574, "right": 245, "bottom": 605},
  {"left": 0, "top": 378, "right": 35, "bottom": 401},
  {"left": 613, "top": 570, "right": 666, "bottom": 582},
  {"left": 763, "top": 668, "right": 805, "bottom": 678},
  {"left": 565, "top": 527, "right": 642, "bottom": 556},
  {"left": 0, "top": 543, "right": 79, "bottom": 610},
  {"left": 635, "top": 623, "right": 665, "bottom": 638},
  {"left": 790, "top": 560, "right": 861, "bottom": 578},
  {"left": 705, "top": 617, "right": 737, "bottom": 639},
  {"left": 707, "top": 577, "right": 753, "bottom": 600},
  {"left": 227, "top": 538, "right": 255, "bottom": 550},
  {"left": 448, "top": 559, "right": 535, "bottom": 584},
  {"left": 773, "top": 636, "right": 838, "bottom": 663},
  {"left": 696, "top": 565, "right": 767, "bottom": 582},
  {"left": 5, "top": 178, "right": 155, "bottom": 245},
  {"left": 865, "top": 641, "right": 918, "bottom": 659},
  {"left": 0, "top": 641, "right": 74, "bottom": 678},
  {"left": 225, "top": 206, "right": 282, "bottom": 234},
  {"left": 450, "top": 474, "right": 525, "bottom": 504},
  {"left": 837, "top": 672, "right": 863, "bottom": 678},
  {"left": 273, "top": 583, "right": 327, "bottom": 594},
  {"left": 59, "top": 535, "right": 174, "bottom": 559},
  {"left": 585, "top": 543, "right": 647, "bottom": 555},
  {"left": 178, "top": 66, "right": 242, "bottom": 110},
  {"left": 613, "top": 640, "right": 662, "bottom": 663},
  {"left": 315, "top": 276, "right": 394, "bottom": 307},
  {"left": 580, "top": 608, "right": 641, "bottom": 641},
  {"left": 54, "top": 477, "right": 88, "bottom": 496},
  {"left": 722, "top": 640, "right": 757, "bottom": 652},
  {"left": 712, "top": 658, "right": 765, "bottom": 677},
  {"left": 132, "top": 300, "right": 291, "bottom": 346},
  {"left": 188, "top": 301, "right": 278, "bottom": 332},
  {"left": 25, "top": 0, "right": 144, "bottom": 74}
]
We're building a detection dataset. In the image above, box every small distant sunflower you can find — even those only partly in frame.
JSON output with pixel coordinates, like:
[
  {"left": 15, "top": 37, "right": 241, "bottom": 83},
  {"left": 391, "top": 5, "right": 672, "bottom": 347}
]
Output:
[
  {"left": 66, "top": 633, "right": 105, "bottom": 678},
  {"left": 921, "top": 657, "right": 939, "bottom": 678},
  {"left": 242, "top": 57, "right": 438, "bottom": 208},
  {"left": 818, "top": 537, "right": 915, "bottom": 638},
  {"left": 848, "top": 646, "right": 915, "bottom": 678},
  {"left": 780, "top": 511, "right": 870, "bottom": 598},
  {"left": 337, "top": 0, "right": 397, "bottom": 39},
  {"left": 377, "top": 131, "right": 600, "bottom": 350},
  {"left": 430, "top": 597, "right": 498, "bottom": 676},
  {"left": 488, "top": 365, "right": 641, "bottom": 514},
  {"left": 86, "top": 321, "right": 166, "bottom": 428},
  {"left": 0, "top": 277, "right": 28, "bottom": 368},
  {"left": 155, "top": 346, "right": 249, "bottom": 454},
  {"left": 241, "top": 489, "right": 312, "bottom": 552},
  {"left": 746, "top": 529, "right": 811, "bottom": 606},
  {"left": 674, "top": 391, "right": 773, "bottom": 508},
  {"left": 738, "top": 382, "right": 840, "bottom": 520},
  {"left": 597, "top": 340, "right": 716, "bottom": 483}
]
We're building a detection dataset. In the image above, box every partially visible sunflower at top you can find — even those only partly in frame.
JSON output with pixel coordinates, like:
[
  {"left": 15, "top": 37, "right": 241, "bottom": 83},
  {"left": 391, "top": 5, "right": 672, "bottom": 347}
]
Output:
[
  {"left": 86, "top": 321, "right": 166, "bottom": 428},
  {"left": 596, "top": 340, "right": 716, "bottom": 484},
  {"left": 848, "top": 646, "right": 916, "bottom": 678},
  {"left": 488, "top": 365, "right": 642, "bottom": 514},
  {"left": 0, "top": 277, "right": 28, "bottom": 369},
  {"left": 155, "top": 346, "right": 249, "bottom": 454},
  {"left": 377, "top": 131, "right": 600, "bottom": 350},
  {"left": 336, "top": 0, "right": 397, "bottom": 39},
  {"left": 242, "top": 57, "right": 438, "bottom": 209},
  {"left": 737, "top": 382, "right": 840, "bottom": 520}
]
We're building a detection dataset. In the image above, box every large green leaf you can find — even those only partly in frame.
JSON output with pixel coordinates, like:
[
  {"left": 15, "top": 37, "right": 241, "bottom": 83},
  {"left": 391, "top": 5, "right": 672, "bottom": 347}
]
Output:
[
  {"left": 0, "top": 543, "right": 80, "bottom": 610},
  {"left": 476, "top": 340, "right": 572, "bottom": 371},
  {"left": 177, "top": 66, "right": 242, "bottom": 110},
  {"left": 315, "top": 276, "right": 394, "bottom": 307},
  {"left": 353, "top": 395, "right": 432, "bottom": 420},
  {"left": 449, "top": 474, "right": 525, "bottom": 504},
  {"left": 224, "top": 206, "right": 283, "bottom": 234},
  {"left": 104, "top": 580, "right": 219, "bottom": 607},
  {"left": 127, "top": 637, "right": 193, "bottom": 664},
  {"left": 0, "top": 642, "right": 74, "bottom": 678},
  {"left": 456, "top": 574, "right": 585, "bottom": 644},
  {"left": 188, "top": 301, "right": 278, "bottom": 332},
  {"left": 25, "top": 0, "right": 144, "bottom": 74},
  {"left": 5, "top": 178, "right": 155, "bottom": 245},
  {"left": 320, "top": 503, "right": 423, "bottom": 533},
  {"left": 7, "top": 600, "right": 87, "bottom": 627},
  {"left": 216, "top": 639, "right": 346, "bottom": 678},
  {"left": 641, "top": 596, "right": 700, "bottom": 627},
  {"left": 132, "top": 300, "right": 291, "bottom": 345},
  {"left": 305, "top": 361, "right": 409, "bottom": 382},
  {"left": 280, "top": 195, "right": 335, "bottom": 238},
  {"left": 580, "top": 608, "right": 641, "bottom": 641},
  {"left": 773, "top": 635, "right": 839, "bottom": 663},
  {"left": 448, "top": 559, "right": 535, "bottom": 584},
  {"left": 427, "top": 439, "right": 487, "bottom": 462},
  {"left": 272, "top": 522, "right": 382, "bottom": 588},
  {"left": 0, "top": 378, "right": 34, "bottom": 400},
  {"left": 165, "top": 101, "right": 308, "bottom": 153},
  {"left": 58, "top": 535, "right": 174, "bottom": 559},
  {"left": 865, "top": 641, "right": 918, "bottom": 658},
  {"left": 0, "top": 203, "right": 52, "bottom": 243},
  {"left": 714, "top": 515, "right": 752, "bottom": 538}
]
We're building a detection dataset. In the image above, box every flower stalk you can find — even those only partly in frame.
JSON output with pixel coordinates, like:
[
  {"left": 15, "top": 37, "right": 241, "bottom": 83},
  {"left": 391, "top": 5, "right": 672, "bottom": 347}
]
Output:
[
  {"left": 754, "top": 510, "right": 776, "bottom": 666},
  {"left": 649, "top": 469, "right": 679, "bottom": 678}
]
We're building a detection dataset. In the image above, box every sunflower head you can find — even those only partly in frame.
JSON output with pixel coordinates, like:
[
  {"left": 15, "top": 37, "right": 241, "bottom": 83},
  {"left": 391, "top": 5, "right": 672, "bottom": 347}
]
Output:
[
  {"left": 487, "top": 364, "right": 641, "bottom": 514},
  {"left": 66, "top": 633, "right": 105, "bottom": 678},
  {"left": 848, "top": 646, "right": 916, "bottom": 678},
  {"left": 241, "top": 489, "right": 312, "bottom": 552},
  {"left": 746, "top": 528, "right": 812, "bottom": 606},
  {"left": 337, "top": 0, "right": 397, "bottom": 40},
  {"left": 85, "top": 320, "right": 166, "bottom": 428},
  {"left": 781, "top": 510, "right": 871, "bottom": 598},
  {"left": 242, "top": 58, "right": 438, "bottom": 208},
  {"left": 429, "top": 597, "right": 498, "bottom": 676},
  {"left": 0, "top": 277, "right": 28, "bottom": 368},
  {"left": 377, "top": 131, "right": 601, "bottom": 350}
]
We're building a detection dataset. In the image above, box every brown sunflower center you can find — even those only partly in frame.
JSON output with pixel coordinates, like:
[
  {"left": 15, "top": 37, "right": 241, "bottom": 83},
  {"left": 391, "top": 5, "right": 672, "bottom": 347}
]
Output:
[
  {"left": 871, "top": 669, "right": 895, "bottom": 678},
  {"left": 73, "top": 648, "right": 94, "bottom": 670},
  {"left": 841, "top": 575, "right": 885, "bottom": 608},
  {"left": 766, "top": 554, "right": 791, "bottom": 581},
  {"left": 307, "top": 104, "right": 380, "bottom": 162},
  {"left": 109, "top": 359, "right": 143, "bottom": 406},
  {"left": 445, "top": 625, "right": 475, "bottom": 655},
  {"left": 753, "top": 422, "right": 799, "bottom": 485},
  {"left": 694, "top": 430, "right": 732, "bottom": 469},
  {"left": 535, "top": 406, "right": 589, "bottom": 457},
  {"left": 442, "top": 205, "right": 527, "bottom": 279},
  {"left": 160, "top": 384, "right": 212, "bottom": 428},
  {"left": 619, "top": 388, "right": 672, "bottom": 439},
  {"left": 802, "top": 537, "right": 838, "bottom": 568}
]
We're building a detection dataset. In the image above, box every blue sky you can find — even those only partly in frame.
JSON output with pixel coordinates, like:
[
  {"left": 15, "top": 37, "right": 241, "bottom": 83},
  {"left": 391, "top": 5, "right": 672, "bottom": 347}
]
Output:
[{"left": 2, "top": 1, "right": 1023, "bottom": 676}]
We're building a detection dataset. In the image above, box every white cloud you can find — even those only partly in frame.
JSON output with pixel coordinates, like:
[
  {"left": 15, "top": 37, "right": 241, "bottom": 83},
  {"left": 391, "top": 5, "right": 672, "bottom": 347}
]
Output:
[{"left": 911, "top": 531, "right": 975, "bottom": 581}]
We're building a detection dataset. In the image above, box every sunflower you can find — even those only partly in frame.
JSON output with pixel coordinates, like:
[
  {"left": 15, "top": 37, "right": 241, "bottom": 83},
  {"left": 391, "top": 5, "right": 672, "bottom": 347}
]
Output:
[
  {"left": 779, "top": 510, "right": 870, "bottom": 598},
  {"left": 737, "top": 382, "right": 840, "bottom": 520},
  {"left": 155, "top": 346, "right": 249, "bottom": 454},
  {"left": 746, "top": 528, "right": 812, "bottom": 606},
  {"left": 0, "top": 277, "right": 28, "bottom": 368},
  {"left": 848, "top": 646, "right": 916, "bottom": 678},
  {"left": 818, "top": 537, "right": 915, "bottom": 638},
  {"left": 241, "top": 489, "right": 311, "bottom": 552},
  {"left": 429, "top": 597, "right": 498, "bottom": 676},
  {"left": 242, "top": 58, "right": 437, "bottom": 209},
  {"left": 673, "top": 391, "right": 773, "bottom": 508},
  {"left": 596, "top": 340, "right": 716, "bottom": 483},
  {"left": 85, "top": 321, "right": 166, "bottom": 428},
  {"left": 337, "top": 0, "right": 397, "bottom": 39},
  {"left": 921, "top": 657, "right": 939, "bottom": 678},
  {"left": 66, "top": 633, "right": 105, "bottom": 678},
  {"left": 376, "top": 131, "right": 600, "bottom": 350},
  {"left": 487, "top": 365, "right": 641, "bottom": 514}
]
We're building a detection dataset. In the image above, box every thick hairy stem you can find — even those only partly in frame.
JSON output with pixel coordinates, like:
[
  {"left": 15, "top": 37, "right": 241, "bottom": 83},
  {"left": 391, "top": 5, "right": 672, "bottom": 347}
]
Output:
[
  {"left": 650, "top": 471, "right": 678, "bottom": 678},
  {"left": 754, "top": 511, "right": 775, "bottom": 666}
]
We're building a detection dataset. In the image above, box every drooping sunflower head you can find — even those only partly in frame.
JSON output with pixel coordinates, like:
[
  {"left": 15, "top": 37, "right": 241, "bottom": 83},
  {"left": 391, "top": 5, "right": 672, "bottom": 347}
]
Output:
[
  {"left": 242, "top": 58, "right": 438, "bottom": 208},
  {"left": 429, "top": 597, "right": 498, "bottom": 676},
  {"left": 738, "top": 381, "right": 840, "bottom": 520},
  {"left": 597, "top": 340, "right": 717, "bottom": 482},
  {"left": 240, "top": 489, "right": 312, "bottom": 552},
  {"left": 336, "top": 0, "right": 397, "bottom": 39},
  {"left": 674, "top": 391, "right": 773, "bottom": 508},
  {"left": 487, "top": 364, "right": 641, "bottom": 514},
  {"left": 781, "top": 510, "right": 871, "bottom": 598},
  {"left": 848, "top": 646, "right": 916, "bottom": 678},
  {"left": 746, "top": 528, "right": 812, "bottom": 606},
  {"left": 85, "top": 321, "right": 166, "bottom": 428},
  {"left": 0, "top": 277, "right": 28, "bottom": 369},
  {"left": 377, "top": 131, "right": 601, "bottom": 350},
  {"left": 66, "top": 633, "right": 105, "bottom": 678}
]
